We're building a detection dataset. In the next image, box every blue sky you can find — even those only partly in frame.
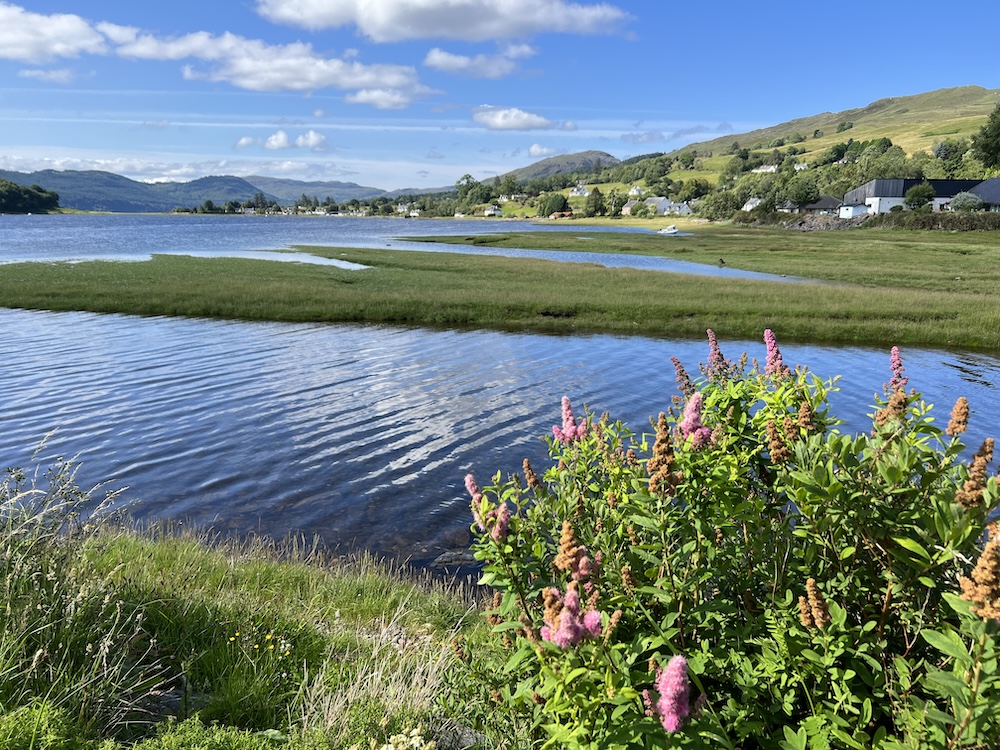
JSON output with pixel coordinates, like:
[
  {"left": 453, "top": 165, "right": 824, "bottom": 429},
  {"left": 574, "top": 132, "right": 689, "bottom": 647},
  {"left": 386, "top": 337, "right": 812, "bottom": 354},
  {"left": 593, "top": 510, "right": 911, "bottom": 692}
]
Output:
[{"left": 3, "top": 1, "right": 1000, "bottom": 191}]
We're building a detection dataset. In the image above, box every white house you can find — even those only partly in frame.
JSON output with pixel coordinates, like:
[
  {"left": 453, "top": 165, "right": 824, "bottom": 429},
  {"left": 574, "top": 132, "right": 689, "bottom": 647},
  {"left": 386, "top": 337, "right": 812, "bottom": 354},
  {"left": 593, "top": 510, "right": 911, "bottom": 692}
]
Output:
[
  {"left": 628, "top": 185, "right": 647, "bottom": 196},
  {"left": 483, "top": 205, "right": 504, "bottom": 217},
  {"left": 842, "top": 179, "right": 983, "bottom": 214},
  {"left": 569, "top": 182, "right": 590, "bottom": 198},
  {"left": 741, "top": 197, "right": 763, "bottom": 212},
  {"left": 644, "top": 197, "right": 693, "bottom": 216}
]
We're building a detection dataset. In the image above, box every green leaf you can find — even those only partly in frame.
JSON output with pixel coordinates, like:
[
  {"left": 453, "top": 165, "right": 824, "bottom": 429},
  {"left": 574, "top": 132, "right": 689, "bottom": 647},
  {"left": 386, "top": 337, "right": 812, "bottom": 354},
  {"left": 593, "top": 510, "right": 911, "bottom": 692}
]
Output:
[
  {"left": 892, "top": 535, "right": 931, "bottom": 561},
  {"left": 923, "top": 629, "right": 971, "bottom": 662},
  {"left": 780, "top": 725, "right": 807, "bottom": 750},
  {"left": 839, "top": 545, "right": 857, "bottom": 560},
  {"left": 925, "top": 670, "right": 971, "bottom": 704}
]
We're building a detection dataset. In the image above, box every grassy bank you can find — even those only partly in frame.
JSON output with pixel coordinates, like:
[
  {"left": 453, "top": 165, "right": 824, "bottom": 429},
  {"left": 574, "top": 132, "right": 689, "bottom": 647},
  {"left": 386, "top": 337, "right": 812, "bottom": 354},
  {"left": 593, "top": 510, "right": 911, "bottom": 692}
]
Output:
[
  {"left": 1, "top": 224, "right": 1000, "bottom": 348},
  {"left": 1, "top": 456, "right": 496, "bottom": 749}
]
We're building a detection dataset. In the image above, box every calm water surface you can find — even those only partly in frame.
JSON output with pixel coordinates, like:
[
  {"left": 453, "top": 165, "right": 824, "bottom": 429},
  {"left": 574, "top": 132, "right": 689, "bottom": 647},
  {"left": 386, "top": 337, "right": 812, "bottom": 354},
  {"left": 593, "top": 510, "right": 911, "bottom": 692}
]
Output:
[
  {"left": 1, "top": 216, "right": 998, "bottom": 566},
  {"left": 0, "top": 213, "right": 795, "bottom": 281}
]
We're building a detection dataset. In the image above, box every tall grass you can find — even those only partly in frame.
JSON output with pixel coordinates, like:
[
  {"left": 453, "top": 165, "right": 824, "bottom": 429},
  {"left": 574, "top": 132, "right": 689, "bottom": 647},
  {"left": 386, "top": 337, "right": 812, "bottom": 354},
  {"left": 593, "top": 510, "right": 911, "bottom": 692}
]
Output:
[{"left": 0, "top": 450, "right": 489, "bottom": 749}]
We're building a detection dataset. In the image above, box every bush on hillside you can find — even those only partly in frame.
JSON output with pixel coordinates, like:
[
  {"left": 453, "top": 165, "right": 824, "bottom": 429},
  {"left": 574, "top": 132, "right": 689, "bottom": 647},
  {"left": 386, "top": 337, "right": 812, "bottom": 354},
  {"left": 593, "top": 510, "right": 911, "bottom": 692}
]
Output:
[{"left": 454, "top": 331, "right": 1000, "bottom": 749}]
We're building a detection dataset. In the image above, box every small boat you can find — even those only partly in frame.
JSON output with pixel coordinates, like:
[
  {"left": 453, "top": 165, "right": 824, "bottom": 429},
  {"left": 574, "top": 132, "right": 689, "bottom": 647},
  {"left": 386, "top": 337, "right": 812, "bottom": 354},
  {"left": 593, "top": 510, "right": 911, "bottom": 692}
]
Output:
[{"left": 657, "top": 224, "right": 678, "bottom": 235}]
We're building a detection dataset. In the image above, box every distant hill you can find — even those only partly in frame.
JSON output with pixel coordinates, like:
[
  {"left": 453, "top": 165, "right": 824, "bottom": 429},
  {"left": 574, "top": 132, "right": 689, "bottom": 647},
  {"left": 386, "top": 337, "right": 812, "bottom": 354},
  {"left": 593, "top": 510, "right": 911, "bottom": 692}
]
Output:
[
  {"left": 244, "top": 176, "right": 385, "bottom": 203},
  {"left": 0, "top": 170, "right": 280, "bottom": 213},
  {"left": 502, "top": 150, "right": 621, "bottom": 182},
  {"left": 668, "top": 85, "right": 1000, "bottom": 162}
]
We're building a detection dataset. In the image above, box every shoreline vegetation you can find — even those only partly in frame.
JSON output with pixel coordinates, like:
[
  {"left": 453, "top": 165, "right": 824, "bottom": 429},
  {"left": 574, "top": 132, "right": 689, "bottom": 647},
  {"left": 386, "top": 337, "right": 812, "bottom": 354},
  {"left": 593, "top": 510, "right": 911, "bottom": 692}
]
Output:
[
  {"left": 1, "top": 222, "right": 1000, "bottom": 348},
  {"left": 7, "top": 332, "right": 1000, "bottom": 748}
]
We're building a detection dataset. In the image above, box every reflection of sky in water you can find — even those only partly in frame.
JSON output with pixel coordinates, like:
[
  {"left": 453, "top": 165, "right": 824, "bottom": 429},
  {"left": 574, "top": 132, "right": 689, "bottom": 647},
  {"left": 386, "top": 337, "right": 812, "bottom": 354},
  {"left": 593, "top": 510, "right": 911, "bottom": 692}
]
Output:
[
  {"left": 1, "top": 214, "right": 795, "bottom": 281},
  {"left": 3, "top": 307, "right": 999, "bottom": 566}
]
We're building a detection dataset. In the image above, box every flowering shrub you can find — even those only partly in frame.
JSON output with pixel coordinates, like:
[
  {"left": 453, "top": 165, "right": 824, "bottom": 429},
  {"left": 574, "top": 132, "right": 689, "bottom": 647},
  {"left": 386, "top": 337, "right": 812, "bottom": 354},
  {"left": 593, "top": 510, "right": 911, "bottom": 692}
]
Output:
[{"left": 460, "top": 330, "right": 1000, "bottom": 749}]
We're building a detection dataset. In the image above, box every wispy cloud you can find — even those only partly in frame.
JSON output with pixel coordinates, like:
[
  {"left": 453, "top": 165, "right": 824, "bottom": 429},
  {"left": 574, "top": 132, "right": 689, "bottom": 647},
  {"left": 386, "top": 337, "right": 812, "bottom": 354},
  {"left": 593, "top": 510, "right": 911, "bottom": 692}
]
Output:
[
  {"left": 17, "top": 68, "right": 78, "bottom": 84},
  {"left": 423, "top": 43, "right": 536, "bottom": 79},
  {"left": 255, "top": 0, "right": 631, "bottom": 42},
  {"left": 621, "top": 130, "right": 665, "bottom": 145}
]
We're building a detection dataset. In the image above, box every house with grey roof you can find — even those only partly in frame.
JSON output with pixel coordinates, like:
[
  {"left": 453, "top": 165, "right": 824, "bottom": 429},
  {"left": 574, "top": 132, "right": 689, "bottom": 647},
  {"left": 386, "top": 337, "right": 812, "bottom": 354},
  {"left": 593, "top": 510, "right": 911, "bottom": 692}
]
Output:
[
  {"left": 969, "top": 178, "right": 1000, "bottom": 211},
  {"left": 843, "top": 179, "right": 982, "bottom": 214}
]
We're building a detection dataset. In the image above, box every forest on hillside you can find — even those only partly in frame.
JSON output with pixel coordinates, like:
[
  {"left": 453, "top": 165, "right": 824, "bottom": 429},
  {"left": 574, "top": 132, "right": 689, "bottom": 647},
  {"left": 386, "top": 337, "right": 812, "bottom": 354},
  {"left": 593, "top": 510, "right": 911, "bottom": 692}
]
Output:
[{"left": 0, "top": 179, "right": 59, "bottom": 213}]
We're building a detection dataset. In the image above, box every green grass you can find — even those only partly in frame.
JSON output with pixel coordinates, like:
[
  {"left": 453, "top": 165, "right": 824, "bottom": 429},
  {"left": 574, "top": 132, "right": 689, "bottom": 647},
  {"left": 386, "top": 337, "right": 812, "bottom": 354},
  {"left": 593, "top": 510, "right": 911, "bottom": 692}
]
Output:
[
  {"left": 1, "top": 456, "right": 491, "bottom": 749},
  {"left": 3, "top": 223, "right": 1000, "bottom": 348}
]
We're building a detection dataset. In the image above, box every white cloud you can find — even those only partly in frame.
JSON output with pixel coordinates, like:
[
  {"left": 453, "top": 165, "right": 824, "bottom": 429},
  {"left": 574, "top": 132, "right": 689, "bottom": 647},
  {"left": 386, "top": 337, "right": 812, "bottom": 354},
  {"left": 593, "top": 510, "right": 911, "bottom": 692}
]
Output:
[
  {"left": 345, "top": 88, "right": 413, "bottom": 109},
  {"left": 621, "top": 131, "right": 665, "bottom": 145},
  {"left": 473, "top": 106, "right": 553, "bottom": 130},
  {"left": 101, "top": 24, "right": 425, "bottom": 105},
  {"left": 423, "top": 43, "right": 535, "bottom": 79},
  {"left": 0, "top": 2, "right": 107, "bottom": 63},
  {"left": 295, "top": 130, "right": 328, "bottom": 150},
  {"left": 264, "top": 130, "right": 291, "bottom": 150},
  {"left": 234, "top": 136, "right": 257, "bottom": 149},
  {"left": 256, "top": 0, "right": 630, "bottom": 41},
  {"left": 529, "top": 144, "right": 555, "bottom": 157},
  {"left": 17, "top": 68, "right": 77, "bottom": 84}
]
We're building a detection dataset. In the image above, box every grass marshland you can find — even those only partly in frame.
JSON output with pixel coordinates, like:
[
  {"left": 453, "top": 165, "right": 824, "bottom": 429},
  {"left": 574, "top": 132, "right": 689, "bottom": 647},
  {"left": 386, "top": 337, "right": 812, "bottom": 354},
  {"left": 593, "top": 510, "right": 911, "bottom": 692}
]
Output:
[{"left": 2, "top": 225, "right": 1000, "bottom": 347}]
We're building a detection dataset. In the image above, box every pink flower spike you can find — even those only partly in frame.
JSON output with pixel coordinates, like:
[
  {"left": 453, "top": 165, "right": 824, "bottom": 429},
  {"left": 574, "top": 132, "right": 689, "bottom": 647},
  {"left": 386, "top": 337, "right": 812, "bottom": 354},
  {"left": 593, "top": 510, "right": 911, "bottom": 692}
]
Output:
[
  {"left": 678, "top": 393, "right": 713, "bottom": 449},
  {"left": 553, "top": 396, "right": 587, "bottom": 443},
  {"left": 490, "top": 503, "right": 511, "bottom": 542},
  {"left": 583, "top": 609, "right": 602, "bottom": 637},
  {"left": 656, "top": 656, "right": 690, "bottom": 733},
  {"left": 887, "top": 345, "right": 908, "bottom": 393},
  {"left": 465, "top": 473, "right": 485, "bottom": 531},
  {"left": 764, "top": 328, "right": 786, "bottom": 377}
]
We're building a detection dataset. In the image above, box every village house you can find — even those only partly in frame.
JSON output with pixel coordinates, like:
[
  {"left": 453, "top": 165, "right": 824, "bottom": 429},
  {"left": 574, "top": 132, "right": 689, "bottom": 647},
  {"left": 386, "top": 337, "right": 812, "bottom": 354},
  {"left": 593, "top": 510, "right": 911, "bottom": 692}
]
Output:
[
  {"left": 969, "top": 177, "right": 1000, "bottom": 211},
  {"left": 569, "top": 181, "right": 590, "bottom": 198},
  {"left": 842, "top": 179, "right": 982, "bottom": 214}
]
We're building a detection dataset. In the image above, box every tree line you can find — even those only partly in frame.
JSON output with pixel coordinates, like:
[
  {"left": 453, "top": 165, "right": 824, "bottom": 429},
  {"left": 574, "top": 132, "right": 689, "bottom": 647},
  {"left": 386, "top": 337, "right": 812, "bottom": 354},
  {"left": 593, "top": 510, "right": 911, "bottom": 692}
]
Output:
[{"left": 0, "top": 180, "right": 59, "bottom": 213}]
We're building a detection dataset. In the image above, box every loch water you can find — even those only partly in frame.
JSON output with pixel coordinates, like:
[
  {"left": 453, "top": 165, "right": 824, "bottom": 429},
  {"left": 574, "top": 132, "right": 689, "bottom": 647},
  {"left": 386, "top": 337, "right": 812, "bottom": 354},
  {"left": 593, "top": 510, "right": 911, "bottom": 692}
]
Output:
[{"left": 2, "top": 215, "right": 998, "bottom": 566}]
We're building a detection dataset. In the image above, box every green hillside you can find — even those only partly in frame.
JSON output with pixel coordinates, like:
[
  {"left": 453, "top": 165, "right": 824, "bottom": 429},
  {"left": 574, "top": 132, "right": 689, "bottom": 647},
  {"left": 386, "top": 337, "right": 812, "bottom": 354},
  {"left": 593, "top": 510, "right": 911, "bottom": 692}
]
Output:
[{"left": 672, "top": 85, "right": 1000, "bottom": 166}]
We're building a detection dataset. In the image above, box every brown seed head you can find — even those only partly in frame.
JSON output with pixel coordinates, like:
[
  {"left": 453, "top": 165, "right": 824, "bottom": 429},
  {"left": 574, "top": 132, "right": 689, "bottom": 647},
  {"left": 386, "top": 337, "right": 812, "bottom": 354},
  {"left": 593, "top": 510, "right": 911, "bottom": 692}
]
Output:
[
  {"left": 798, "top": 596, "right": 814, "bottom": 629},
  {"left": 959, "top": 533, "right": 1000, "bottom": 620},
  {"left": 523, "top": 458, "right": 540, "bottom": 489},
  {"left": 798, "top": 401, "right": 815, "bottom": 431},
  {"left": 956, "top": 438, "right": 994, "bottom": 508},
  {"left": 767, "top": 420, "right": 791, "bottom": 465},
  {"left": 947, "top": 397, "right": 970, "bottom": 437},
  {"left": 806, "top": 578, "right": 830, "bottom": 630}
]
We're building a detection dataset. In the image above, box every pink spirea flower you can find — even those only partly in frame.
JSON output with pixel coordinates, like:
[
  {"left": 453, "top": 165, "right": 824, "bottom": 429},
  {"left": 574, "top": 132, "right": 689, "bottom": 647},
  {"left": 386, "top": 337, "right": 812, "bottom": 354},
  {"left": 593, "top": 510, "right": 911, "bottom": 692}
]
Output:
[
  {"left": 553, "top": 396, "right": 588, "bottom": 443},
  {"left": 678, "top": 393, "right": 712, "bottom": 449},
  {"left": 655, "top": 656, "right": 690, "bottom": 733},
  {"left": 764, "top": 328, "right": 787, "bottom": 377},
  {"left": 490, "top": 502, "right": 511, "bottom": 542},
  {"left": 583, "top": 609, "right": 603, "bottom": 638},
  {"left": 542, "top": 586, "right": 604, "bottom": 649},
  {"left": 572, "top": 553, "right": 592, "bottom": 582},
  {"left": 704, "top": 328, "right": 730, "bottom": 380},
  {"left": 465, "top": 473, "right": 485, "bottom": 530},
  {"left": 887, "top": 345, "right": 908, "bottom": 393}
]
